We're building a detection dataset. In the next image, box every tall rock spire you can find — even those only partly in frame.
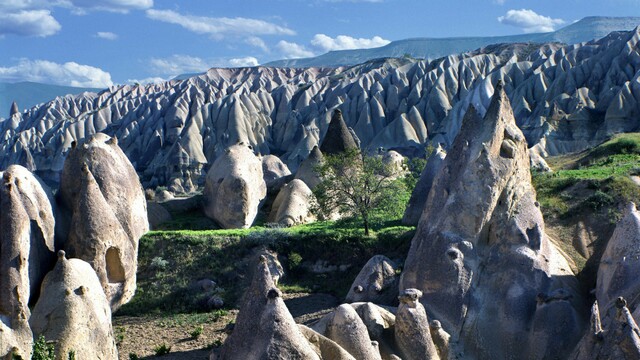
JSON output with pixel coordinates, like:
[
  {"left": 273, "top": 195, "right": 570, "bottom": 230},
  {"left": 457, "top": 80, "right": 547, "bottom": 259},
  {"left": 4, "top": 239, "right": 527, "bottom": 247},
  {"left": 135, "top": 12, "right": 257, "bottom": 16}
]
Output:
[
  {"left": 10, "top": 101, "right": 19, "bottom": 117},
  {"left": 400, "top": 83, "right": 584, "bottom": 359}
]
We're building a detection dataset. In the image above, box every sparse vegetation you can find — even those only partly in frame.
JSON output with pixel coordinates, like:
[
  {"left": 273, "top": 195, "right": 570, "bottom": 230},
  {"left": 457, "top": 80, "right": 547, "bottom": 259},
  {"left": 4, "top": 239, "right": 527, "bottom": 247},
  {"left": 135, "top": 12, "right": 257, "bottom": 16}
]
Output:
[
  {"left": 532, "top": 133, "right": 640, "bottom": 278},
  {"left": 153, "top": 343, "right": 171, "bottom": 356},
  {"left": 190, "top": 325, "right": 204, "bottom": 339}
]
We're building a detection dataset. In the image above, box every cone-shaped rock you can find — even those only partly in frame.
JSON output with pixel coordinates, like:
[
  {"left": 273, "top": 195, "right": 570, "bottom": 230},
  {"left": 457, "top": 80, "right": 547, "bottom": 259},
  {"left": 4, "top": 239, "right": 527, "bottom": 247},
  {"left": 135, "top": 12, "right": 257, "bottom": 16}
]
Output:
[
  {"left": 0, "top": 174, "right": 34, "bottom": 359},
  {"left": 215, "top": 256, "right": 320, "bottom": 360},
  {"left": 402, "top": 144, "right": 446, "bottom": 225},
  {"left": 60, "top": 133, "right": 149, "bottom": 247},
  {"left": 596, "top": 203, "right": 640, "bottom": 312},
  {"left": 320, "top": 110, "right": 358, "bottom": 155},
  {"left": 204, "top": 144, "right": 267, "bottom": 229},
  {"left": 268, "top": 179, "right": 315, "bottom": 226},
  {"left": 325, "top": 304, "right": 382, "bottom": 360},
  {"left": 65, "top": 163, "right": 135, "bottom": 311},
  {"left": 571, "top": 298, "right": 640, "bottom": 359},
  {"left": 299, "top": 325, "right": 356, "bottom": 360},
  {"left": 9, "top": 101, "right": 19, "bottom": 117},
  {"left": 0, "top": 165, "right": 56, "bottom": 301},
  {"left": 295, "top": 146, "right": 324, "bottom": 190},
  {"left": 395, "top": 289, "right": 440, "bottom": 360},
  {"left": 400, "top": 83, "right": 583, "bottom": 359},
  {"left": 30, "top": 251, "right": 118, "bottom": 360},
  {"left": 346, "top": 255, "right": 399, "bottom": 305}
]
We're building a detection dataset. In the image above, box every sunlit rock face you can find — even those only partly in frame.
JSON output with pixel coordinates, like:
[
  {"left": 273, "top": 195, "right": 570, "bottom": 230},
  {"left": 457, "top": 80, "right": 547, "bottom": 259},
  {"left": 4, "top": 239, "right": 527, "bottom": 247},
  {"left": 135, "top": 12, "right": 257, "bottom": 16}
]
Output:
[
  {"left": 59, "top": 133, "right": 148, "bottom": 311},
  {"left": 1, "top": 29, "right": 640, "bottom": 189},
  {"left": 401, "top": 84, "right": 585, "bottom": 359}
]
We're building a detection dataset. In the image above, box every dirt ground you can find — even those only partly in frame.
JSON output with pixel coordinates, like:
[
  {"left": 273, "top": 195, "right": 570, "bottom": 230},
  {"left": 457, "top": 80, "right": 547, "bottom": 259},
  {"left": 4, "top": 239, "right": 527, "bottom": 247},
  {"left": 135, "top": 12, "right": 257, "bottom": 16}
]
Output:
[{"left": 114, "top": 293, "right": 338, "bottom": 359}]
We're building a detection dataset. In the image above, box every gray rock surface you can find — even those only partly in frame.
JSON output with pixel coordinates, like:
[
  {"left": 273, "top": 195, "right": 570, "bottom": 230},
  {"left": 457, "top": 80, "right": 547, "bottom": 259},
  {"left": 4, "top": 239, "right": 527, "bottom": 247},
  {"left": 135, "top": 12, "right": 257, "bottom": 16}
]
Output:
[
  {"left": 299, "top": 325, "right": 356, "bottom": 360},
  {"left": 325, "top": 304, "right": 382, "bottom": 360},
  {"left": 0, "top": 170, "right": 37, "bottom": 359},
  {"left": 262, "top": 155, "right": 292, "bottom": 193},
  {"left": 147, "top": 202, "right": 172, "bottom": 230},
  {"left": 3, "top": 30, "right": 640, "bottom": 190},
  {"left": 596, "top": 203, "right": 640, "bottom": 312},
  {"left": 395, "top": 289, "right": 440, "bottom": 360},
  {"left": 215, "top": 256, "right": 320, "bottom": 360},
  {"left": 0, "top": 165, "right": 56, "bottom": 301},
  {"left": 345, "top": 255, "right": 399, "bottom": 305},
  {"left": 268, "top": 179, "right": 315, "bottom": 227},
  {"left": 295, "top": 146, "right": 324, "bottom": 190},
  {"left": 203, "top": 144, "right": 267, "bottom": 229},
  {"left": 400, "top": 84, "right": 584, "bottom": 359},
  {"left": 59, "top": 133, "right": 148, "bottom": 311},
  {"left": 402, "top": 144, "right": 446, "bottom": 226},
  {"left": 30, "top": 251, "right": 118, "bottom": 360}
]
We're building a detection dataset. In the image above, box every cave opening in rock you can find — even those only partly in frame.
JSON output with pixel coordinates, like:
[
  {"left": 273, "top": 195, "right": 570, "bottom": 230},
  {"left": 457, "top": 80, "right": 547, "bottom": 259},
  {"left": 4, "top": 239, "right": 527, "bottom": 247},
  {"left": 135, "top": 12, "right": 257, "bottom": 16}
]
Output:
[{"left": 105, "top": 247, "right": 125, "bottom": 283}]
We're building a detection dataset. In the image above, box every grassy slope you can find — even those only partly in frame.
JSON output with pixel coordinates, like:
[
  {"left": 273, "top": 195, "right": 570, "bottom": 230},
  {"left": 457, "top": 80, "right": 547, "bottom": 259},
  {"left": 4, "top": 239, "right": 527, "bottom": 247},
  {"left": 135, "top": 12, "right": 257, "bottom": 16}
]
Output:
[
  {"left": 533, "top": 133, "right": 640, "bottom": 286},
  {"left": 116, "top": 218, "right": 414, "bottom": 317}
]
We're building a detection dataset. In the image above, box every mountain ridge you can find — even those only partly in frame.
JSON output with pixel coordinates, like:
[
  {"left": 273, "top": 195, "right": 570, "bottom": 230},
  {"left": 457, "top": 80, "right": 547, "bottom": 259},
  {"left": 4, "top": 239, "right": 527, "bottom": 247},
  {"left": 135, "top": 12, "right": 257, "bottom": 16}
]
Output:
[{"left": 265, "top": 16, "right": 640, "bottom": 68}]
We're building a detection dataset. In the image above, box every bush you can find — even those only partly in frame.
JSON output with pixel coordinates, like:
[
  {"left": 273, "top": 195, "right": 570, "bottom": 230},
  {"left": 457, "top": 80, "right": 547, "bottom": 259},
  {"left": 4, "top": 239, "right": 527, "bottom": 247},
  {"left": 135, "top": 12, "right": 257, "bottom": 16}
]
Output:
[
  {"left": 190, "top": 325, "right": 204, "bottom": 339},
  {"left": 154, "top": 343, "right": 171, "bottom": 356},
  {"left": 32, "top": 335, "right": 55, "bottom": 360}
]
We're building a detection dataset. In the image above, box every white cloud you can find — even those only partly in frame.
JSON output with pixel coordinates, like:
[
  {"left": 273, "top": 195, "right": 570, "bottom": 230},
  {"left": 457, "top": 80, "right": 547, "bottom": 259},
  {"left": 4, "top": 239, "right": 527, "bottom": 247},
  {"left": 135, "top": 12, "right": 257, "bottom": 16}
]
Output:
[
  {"left": 245, "top": 36, "right": 269, "bottom": 52},
  {"left": 149, "top": 55, "right": 210, "bottom": 76},
  {"left": 96, "top": 31, "right": 118, "bottom": 40},
  {"left": 498, "top": 9, "right": 564, "bottom": 33},
  {"left": 493, "top": 0, "right": 506, "bottom": 4},
  {"left": 146, "top": 9, "right": 295, "bottom": 40},
  {"left": 64, "top": 0, "right": 153, "bottom": 13},
  {"left": 0, "top": 10, "right": 61, "bottom": 37},
  {"left": 276, "top": 40, "right": 315, "bottom": 59},
  {"left": 311, "top": 34, "right": 390, "bottom": 52},
  {"left": 0, "top": 59, "right": 113, "bottom": 87},
  {"left": 228, "top": 57, "right": 259, "bottom": 67}
]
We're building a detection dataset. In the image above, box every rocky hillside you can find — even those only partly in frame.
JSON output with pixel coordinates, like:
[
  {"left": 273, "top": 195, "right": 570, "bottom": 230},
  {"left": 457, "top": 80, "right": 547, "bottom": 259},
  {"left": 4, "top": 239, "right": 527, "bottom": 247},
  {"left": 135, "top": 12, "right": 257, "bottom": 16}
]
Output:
[{"left": 2, "top": 27, "right": 640, "bottom": 191}]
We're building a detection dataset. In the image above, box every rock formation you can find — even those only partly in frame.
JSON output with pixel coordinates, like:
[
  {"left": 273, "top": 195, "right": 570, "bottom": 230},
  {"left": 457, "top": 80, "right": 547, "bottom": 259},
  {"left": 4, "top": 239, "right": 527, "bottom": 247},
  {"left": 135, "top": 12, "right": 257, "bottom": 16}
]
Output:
[
  {"left": 2, "top": 30, "right": 640, "bottom": 190},
  {"left": 30, "top": 251, "right": 118, "bottom": 360},
  {"left": 268, "top": 179, "right": 315, "bottom": 226},
  {"left": 147, "top": 202, "right": 172, "bottom": 230},
  {"left": 395, "top": 289, "right": 440, "bottom": 360},
  {"left": 571, "top": 203, "right": 640, "bottom": 359},
  {"left": 0, "top": 170, "right": 37, "bottom": 359},
  {"left": 294, "top": 146, "right": 324, "bottom": 190},
  {"left": 0, "top": 165, "right": 57, "bottom": 301},
  {"left": 262, "top": 155, "right": 292, "bottom": 193},
  {"left": 345, "top": 255, "right": 399, "bottom": 305},
  {"left": 214, "top": 256, "right": 320, "bottom": 360},
  {"left": 203, "top": 143, "right": 267, "bottom": 229},
  {"left": 400, "top": 84, "right": 584, "bottom": 359},
  {"left": 324, "top": 304, "right": 382, "bottom": 360},
  {"left": 320, "top": 110, "right": 359, "bottom": 155},
  {"left": 596, "top": 203, "right": 640, "bottom": 312},
  {"left": 59, "top": 133, "right": 148, "bottom": 311},
  {"left": 402, "top": 144, "right": 446, "bottom": 225}
]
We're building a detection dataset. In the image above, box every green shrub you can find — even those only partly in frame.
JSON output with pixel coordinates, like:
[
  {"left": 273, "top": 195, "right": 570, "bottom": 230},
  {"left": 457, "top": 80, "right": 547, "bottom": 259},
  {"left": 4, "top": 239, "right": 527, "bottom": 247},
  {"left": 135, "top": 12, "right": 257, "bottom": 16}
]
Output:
[
  {"left": 128, "top": 353, "right": 139, "bottom": 360},
  {"left": 190, "top": 325, "right": 204, "bottom": 339},
  {"left": 32, "top": 335, "right": 55, "bottom": 360},
  {"left": 288, "top": 252, "right": 303, "bottom": 270},
  {"left": 154, "top": 343, "right": 171, "bottom": 356}
]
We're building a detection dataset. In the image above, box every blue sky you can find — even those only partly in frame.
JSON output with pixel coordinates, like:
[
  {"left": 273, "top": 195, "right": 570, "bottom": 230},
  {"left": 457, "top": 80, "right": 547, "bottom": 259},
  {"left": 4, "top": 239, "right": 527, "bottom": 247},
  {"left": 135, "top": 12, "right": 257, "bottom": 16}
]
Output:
[{"left": 0, "top": 0, "right": 638, "bottom": 87}]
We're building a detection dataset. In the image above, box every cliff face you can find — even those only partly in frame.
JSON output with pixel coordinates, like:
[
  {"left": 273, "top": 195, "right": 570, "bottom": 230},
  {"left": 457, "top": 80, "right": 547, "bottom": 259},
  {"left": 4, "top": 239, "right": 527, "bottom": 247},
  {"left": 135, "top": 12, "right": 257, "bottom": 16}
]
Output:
[{"left": 1, "top": 28, "right": 640, "bottom": 189}]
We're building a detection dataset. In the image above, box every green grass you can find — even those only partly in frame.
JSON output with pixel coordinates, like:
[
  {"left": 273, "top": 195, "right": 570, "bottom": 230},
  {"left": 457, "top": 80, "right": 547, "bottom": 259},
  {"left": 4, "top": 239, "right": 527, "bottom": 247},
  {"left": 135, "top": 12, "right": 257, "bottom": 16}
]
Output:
[
  {"left": 116, "top": 219, "right": 414, "bottom": 317},
  {"left": 532, "top": 133, "right": 640, "bottom": 279}
]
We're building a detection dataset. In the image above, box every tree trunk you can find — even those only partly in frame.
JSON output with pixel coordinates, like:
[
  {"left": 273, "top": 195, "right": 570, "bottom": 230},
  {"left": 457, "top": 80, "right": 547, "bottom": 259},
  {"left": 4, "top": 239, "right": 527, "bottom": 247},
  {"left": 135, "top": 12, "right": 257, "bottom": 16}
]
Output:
[{"left": 363, "top": 216, "right": 370, "bottom": 236}]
